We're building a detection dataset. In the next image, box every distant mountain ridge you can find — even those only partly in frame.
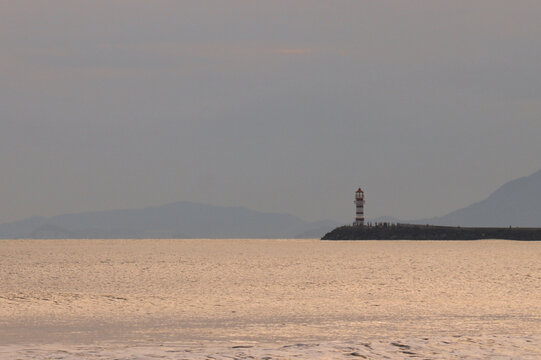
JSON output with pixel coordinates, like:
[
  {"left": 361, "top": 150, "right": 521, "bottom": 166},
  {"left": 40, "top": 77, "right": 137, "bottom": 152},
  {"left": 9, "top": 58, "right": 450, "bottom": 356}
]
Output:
[
  {"left": 4, "top": 169, "right": 540, "bottom": 238},
  {"left": 413, "top": 169, "right": 541, "bottom": 227},
  {"left": 0, "top": 201, "right": 339, "bottom": 239}
]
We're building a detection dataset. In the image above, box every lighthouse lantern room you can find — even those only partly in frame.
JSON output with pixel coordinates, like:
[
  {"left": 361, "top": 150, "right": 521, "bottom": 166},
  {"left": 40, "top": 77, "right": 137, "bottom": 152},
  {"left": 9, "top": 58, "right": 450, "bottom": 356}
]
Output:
[{"left": 354, "top": 188, "right": 365, "bottom": 226}]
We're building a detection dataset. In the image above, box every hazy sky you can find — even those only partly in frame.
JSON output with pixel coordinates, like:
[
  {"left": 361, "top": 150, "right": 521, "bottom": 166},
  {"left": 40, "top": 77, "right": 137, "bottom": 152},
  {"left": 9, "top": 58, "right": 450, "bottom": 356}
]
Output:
[{"left": 2, "top": 1, "right": 541, "bottom": 224}]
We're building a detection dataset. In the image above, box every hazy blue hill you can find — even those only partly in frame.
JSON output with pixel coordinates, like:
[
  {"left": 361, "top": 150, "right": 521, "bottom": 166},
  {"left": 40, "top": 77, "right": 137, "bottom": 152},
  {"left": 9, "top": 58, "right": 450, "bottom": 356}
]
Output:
[
  {"left": 292, "top": 220, "right": 344, "bottom": 238},
  {"left": 0, "top": 216, "right": 47, "bottom": 238},
  {"left": 29, "top": 223, "right": 76, "bottom": 239},
  {"left": 0, "top": 202, "right": 339, "bottom": 239},
  {"left": 414, "top": 169, "right": 541, "bottom": 227}
]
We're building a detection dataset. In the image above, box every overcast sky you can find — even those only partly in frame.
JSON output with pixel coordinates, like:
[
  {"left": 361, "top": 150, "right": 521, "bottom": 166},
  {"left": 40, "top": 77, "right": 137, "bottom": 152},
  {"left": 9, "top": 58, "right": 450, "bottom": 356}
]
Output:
[{"left": 1, "top": 1, "right": 541, "bottom": 224}]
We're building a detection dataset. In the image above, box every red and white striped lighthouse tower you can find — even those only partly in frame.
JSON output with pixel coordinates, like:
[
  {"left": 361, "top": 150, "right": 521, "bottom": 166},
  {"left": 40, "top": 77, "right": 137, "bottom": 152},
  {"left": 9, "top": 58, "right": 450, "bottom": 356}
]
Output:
[{"left": 354, "top": 188, "right": 365, "bottom": 226}]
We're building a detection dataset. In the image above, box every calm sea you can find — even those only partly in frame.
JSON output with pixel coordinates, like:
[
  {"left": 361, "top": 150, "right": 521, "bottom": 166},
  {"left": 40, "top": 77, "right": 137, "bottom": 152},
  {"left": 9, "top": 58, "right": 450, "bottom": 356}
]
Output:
[{"left": 1, "top": 239, "right": 540, "bottom": 358}]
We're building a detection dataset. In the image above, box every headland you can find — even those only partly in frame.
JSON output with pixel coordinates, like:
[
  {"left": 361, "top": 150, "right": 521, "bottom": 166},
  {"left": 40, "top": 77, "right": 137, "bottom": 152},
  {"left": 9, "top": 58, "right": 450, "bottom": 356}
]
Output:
[{"left": 322, "top": 223, "right": 541, "bottom": 240}]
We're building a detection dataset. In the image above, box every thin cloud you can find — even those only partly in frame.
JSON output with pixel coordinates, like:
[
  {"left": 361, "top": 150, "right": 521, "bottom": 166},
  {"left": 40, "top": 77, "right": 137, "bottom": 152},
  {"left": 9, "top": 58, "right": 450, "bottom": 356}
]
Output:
[{"left": 274, "top": 48, "right": 314, "bottom": 55}]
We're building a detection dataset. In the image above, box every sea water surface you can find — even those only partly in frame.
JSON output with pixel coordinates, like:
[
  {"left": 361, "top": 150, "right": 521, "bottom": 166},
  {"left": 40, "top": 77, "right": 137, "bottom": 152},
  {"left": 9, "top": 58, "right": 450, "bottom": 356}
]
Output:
[{"left": 1, "top": 239, "right": 540, "bottom": 359}]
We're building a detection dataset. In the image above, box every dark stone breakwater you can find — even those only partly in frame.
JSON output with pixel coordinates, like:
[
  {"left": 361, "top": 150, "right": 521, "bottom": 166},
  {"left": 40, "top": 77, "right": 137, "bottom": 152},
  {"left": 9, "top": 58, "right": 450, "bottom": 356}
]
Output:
[{"left": 321, "top": 223, "right": 541, "bottom": 240}]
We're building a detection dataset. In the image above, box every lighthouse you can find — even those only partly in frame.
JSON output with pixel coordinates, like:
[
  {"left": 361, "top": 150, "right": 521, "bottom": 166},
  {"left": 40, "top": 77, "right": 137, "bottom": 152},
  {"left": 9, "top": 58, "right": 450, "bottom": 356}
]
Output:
[{"left": 354, "top": 188, "right": 365, "bottom": 226}]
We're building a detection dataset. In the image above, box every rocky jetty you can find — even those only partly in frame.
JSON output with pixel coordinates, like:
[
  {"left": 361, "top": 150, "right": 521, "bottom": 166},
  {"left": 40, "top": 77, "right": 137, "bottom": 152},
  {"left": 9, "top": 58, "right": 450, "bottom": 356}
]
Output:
[{"left": 322, "top": 223, "right": 541, "bottom": 240}]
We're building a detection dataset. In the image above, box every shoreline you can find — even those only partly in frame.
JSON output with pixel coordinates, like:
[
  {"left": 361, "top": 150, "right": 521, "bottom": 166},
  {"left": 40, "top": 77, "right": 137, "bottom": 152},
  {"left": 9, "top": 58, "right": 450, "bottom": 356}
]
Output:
[{"left": 2, "top": 335, "right": 540, "bottom": 359}]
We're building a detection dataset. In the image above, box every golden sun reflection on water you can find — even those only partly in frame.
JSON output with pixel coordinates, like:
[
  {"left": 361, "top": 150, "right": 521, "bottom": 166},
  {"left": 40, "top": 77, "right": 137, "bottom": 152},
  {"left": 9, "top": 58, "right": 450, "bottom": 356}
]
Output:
[{"left": 1, "top": 239, "right": 540, "bottom": 345}]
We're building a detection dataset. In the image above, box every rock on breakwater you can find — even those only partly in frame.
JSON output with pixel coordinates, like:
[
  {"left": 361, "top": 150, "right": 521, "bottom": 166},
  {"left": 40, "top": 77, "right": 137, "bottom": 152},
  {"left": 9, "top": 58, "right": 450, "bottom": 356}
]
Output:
[{"left": 322, "top": 223, "right": 541, "bottom": 240}]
